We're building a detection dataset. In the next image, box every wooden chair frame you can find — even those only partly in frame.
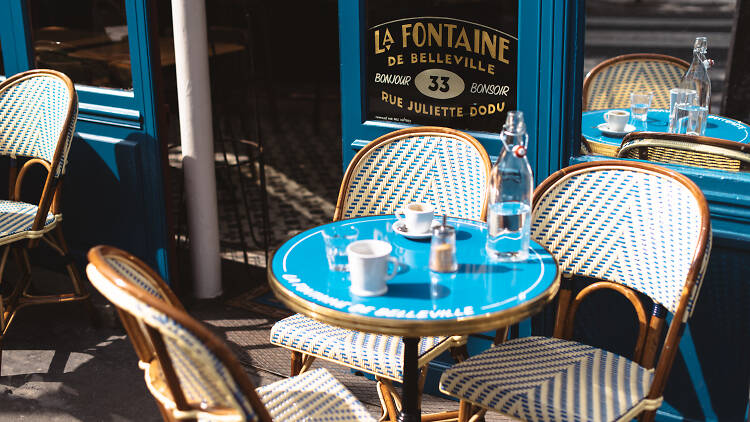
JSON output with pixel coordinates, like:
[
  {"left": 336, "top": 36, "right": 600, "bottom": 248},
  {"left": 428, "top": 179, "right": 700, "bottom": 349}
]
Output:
[
  {"left": 454, "top": 161, "right": 711, "bottom": 422},
  {"left": 0, "top": 69, "right": 93, "bottom": 367},
  {"left": 543, "top": 162, "right": 711, "bottom": 422},
  {"left": 87, "top": 245, "right": 274, "bottom": 422},
  {"left": 618, "top": 131, "right": 750, "bottom": 172},
  {"left": 582, "top": 53, "right": 690, "bottom": 112},
  {"left": 286, "top": 126, "right": 490, "bottom": 422}
]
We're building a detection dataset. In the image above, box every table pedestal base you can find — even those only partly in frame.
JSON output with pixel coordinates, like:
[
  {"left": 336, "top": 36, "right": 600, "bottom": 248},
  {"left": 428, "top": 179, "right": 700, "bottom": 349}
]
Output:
[{"left": 397, "top": 337, "right": 420, "bottom": 422}]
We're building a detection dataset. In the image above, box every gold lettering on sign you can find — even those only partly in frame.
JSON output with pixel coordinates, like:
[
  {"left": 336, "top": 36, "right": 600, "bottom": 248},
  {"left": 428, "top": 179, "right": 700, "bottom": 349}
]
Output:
[
  {"left": 374, "top": 28, "right": 394, "bottom": 54},
  {"left": 393, "top": 21, "right": 512, "bottom": 65},
  {"left": 409, "top": 52, "right": 495, "bottom": 75},
  {"left": 381, "top": 90, "right": 403, "bottom": 108}
]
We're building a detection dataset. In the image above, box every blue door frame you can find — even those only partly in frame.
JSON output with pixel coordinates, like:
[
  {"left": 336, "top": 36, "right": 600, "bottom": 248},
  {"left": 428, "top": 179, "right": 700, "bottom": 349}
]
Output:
[
  {"left": 0, "top": 0, "right": 170, "bottom": 280},
  {"left": 340, "top": 0, "right": 750, "bottom": 420}
]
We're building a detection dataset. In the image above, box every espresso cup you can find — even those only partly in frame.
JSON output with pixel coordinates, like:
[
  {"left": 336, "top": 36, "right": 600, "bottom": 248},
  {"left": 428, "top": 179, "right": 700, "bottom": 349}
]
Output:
[
  {"left": 604, "top": 110, "right": 630, "bottom": 131},
  {"left": 347, "top": 240, "right": 399, "bottom": 297},
  {"left": 395, "top": 202, "right": 434, "bottom": 234}
]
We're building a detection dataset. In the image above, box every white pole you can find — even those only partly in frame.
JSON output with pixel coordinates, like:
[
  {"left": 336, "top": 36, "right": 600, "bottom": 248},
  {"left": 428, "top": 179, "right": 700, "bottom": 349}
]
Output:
[{"left": 171, "top": 0, "right": 222, "bottom": 298}]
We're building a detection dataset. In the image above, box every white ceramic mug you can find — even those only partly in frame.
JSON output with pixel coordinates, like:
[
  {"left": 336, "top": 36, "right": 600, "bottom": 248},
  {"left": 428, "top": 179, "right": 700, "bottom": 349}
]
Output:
[
  {"left": 395, "top": 202, "right": 434, "bottom": 234},
  {"left": 604, "top": 110, "right": 630, "bottom": 131},
  {"left": 347, "top": 240, "right": 399, "bottom": 297}
]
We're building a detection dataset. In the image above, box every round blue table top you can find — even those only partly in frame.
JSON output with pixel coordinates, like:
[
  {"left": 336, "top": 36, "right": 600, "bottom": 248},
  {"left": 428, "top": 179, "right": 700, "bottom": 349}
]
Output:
[
  {"left": 268, "top": 215, "right": 560, "bottom": 336},
  {"left": 582, "top": 109, "right": 750, "bottom": 155}
]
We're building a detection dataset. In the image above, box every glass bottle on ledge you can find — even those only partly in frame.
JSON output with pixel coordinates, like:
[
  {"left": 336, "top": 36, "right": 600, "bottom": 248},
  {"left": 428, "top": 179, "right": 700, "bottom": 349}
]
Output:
[
  {"left": 486, "top": 111, "right": 533, "bottom": 262},
  {"left": 669, "top": 36, "right": 711, "bottom": 135}
]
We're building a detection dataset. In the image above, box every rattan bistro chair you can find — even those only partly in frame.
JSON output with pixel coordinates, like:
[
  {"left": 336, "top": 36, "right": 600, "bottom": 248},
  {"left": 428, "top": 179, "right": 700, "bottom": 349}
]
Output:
[
  {"left": 86, "top": 245, "right": 376, "bottom": 422},
  {"left": 439, "top": 161, "right": 712, "bottom": 422},
  {"left": 583, "top": 54, "right": 689, "bottom": 111},
  {"left": 618, "top": 131, "right": 750, "bottom": 172},
  {"left": 0, "top": 69, "right": 92, "bottom": 365},
  {"left": 270, "top": 126, "right": 491, "bottom": 421}
]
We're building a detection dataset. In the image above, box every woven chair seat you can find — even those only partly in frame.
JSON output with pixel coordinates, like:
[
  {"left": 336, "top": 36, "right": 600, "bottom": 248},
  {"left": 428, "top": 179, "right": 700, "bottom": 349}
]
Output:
[
  {"left": 271, "top": 314, "right": 450, "bottom": 381},
  {"left": 439, "top": 336, "right": 661, "bottom": 422},
  {"left": 257, "top": 368, "right": 376, "bottom": 421},
  {"left": 0, "top": 200, "right": 56, "bottom": 243},
  {"left": 144, "top": 363, "right": 380, "bottom": 421}
]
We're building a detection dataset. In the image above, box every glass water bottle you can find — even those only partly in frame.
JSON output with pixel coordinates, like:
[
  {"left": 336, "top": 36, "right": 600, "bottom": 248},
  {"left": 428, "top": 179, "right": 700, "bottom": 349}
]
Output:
[
  {"left": 486, "top": 111, "right": 533, "bottom": 262},
  {"left": 669, "top": 37, "right": 711, "bottom": 134}
]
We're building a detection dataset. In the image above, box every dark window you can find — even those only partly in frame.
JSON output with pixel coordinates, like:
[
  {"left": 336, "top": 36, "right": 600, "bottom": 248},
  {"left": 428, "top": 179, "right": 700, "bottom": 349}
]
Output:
[{"left": 29, "top": 0, "right": 132, "bottom": 89}]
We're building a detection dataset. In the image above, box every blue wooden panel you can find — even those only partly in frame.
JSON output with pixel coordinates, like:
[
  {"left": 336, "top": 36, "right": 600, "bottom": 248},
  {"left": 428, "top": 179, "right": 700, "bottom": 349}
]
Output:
[
  {"left": 63, "top": 122, "right": 167, "bottom": 277},
  {"left": 0, "top": 0, "right": 170, "bottom": 280},
  {"left": 0, "top": 0, "right": 32, "bottom": 74}
]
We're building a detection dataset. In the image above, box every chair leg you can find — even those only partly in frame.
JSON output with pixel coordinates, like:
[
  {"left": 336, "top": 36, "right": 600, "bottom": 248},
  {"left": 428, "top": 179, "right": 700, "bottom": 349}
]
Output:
[
  {"left": 155, "top": 401, "right": 173, "bottom": 421},
  {"left": 458, "top": 400, "right": 472, "bottom": 422},
  {"left": 377, "top": 377, "right": 399, "bottom": 422},
  {"left": 43, "top": 227, "right": 99, "bottom": 327},
  {"left": 639, "top": 410, "right": 656, "bottom": 422},
  {"left": 0, "top": 245, "right": 19, "bottom": 375},
  {"left": 299, "top": 353, "right": 315, "bottom": 373},
  {"left": 375, "top": 370, "right": 459, "bottom": 422},
  {"left": 450, "top": 344, "right": 469, "bottom": 362},
  {"left": 290, "top": 351, "right": 316, "bottom": 376},
  {"left": 0, "top": 304, "right": 4, "bottom": 374},
  {"left": 291, "top": 351, "right": 303, "bottom": 375}
]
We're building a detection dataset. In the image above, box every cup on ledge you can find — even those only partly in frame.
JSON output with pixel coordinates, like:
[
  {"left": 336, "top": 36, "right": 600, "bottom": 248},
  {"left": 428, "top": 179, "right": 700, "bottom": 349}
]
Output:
[
  {"left": 630, "top": 91, "right": 653, "bottom": 122},
  {"left": 322, "top": 225, "right": 359, "bottom": 271},
  {"left": 604, "top": 110, "right": 630, "bottom": 132},
  {"left": 396, "top": 202, "right": 434, "bottom": 234},
  {"left": 347, "top": 239, "right": 399, "bottom": 297}
]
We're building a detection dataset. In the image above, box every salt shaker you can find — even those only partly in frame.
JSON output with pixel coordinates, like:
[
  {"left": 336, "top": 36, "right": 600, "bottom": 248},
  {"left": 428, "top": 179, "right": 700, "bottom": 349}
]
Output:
[{"left": 429, "top": 215, "right": 457, "bottom": 272}]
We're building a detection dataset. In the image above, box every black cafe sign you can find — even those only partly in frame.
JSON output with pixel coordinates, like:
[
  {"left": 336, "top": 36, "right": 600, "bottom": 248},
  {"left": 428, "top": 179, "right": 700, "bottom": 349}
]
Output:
[{"left": 366, "top": 11, "right": 518, "bottom": 133}]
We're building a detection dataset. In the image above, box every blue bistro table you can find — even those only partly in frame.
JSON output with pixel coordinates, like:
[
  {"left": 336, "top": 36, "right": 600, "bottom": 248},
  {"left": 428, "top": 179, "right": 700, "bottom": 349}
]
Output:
[
  {"left": 268, "top": 215, "right": 560, "bottom": 422},
  {"left": 581, "top": 108, "right": 750, "bottom": 156}
]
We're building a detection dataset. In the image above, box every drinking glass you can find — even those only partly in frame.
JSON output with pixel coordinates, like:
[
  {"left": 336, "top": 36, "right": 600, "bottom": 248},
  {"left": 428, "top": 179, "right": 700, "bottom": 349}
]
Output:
[
  {"left": 675, "top": 104, "right": 709, "bottom": 135},
  {"left": 630, "top": 92, "right": 652, "bottom": 122},
  {"left": 668, "top": 88, "right": 697, "bottom": 133},
  {"left": 322, "top": 225, "right": 358, "bottom": 271}
]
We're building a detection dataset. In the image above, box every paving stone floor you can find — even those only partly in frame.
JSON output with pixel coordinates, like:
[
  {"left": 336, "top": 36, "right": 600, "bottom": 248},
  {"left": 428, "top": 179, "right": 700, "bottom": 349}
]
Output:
[{"left": 0, "top": 267, "right": 511, "bottom": 421}]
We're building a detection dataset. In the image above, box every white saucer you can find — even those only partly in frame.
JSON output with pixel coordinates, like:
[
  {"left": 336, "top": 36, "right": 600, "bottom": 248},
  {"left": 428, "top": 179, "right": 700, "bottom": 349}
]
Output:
[
  {"left": 598, "top": 122, "right": 635, "bottom": 137},
  {"left": 392, "top": 220, "right": 440, "bottom": 239}
]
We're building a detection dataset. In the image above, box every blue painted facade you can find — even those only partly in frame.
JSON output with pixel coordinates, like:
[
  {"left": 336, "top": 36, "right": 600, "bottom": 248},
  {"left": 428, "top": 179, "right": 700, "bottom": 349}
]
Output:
[
  {"left": 339, "top": 1, "right": 749, "bottom": 420},
  {"left": 0, "top": 0, "right": 170, "bottom": 280}
]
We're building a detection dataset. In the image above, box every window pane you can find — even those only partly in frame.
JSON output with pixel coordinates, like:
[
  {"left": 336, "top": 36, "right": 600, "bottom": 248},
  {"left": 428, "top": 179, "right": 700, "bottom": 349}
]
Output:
[
  {"left": 29, "top": 0, "right": 132, "bottom": 89},
  {"left": 580, "top": 1, "right": 735, "bottom": 159}
]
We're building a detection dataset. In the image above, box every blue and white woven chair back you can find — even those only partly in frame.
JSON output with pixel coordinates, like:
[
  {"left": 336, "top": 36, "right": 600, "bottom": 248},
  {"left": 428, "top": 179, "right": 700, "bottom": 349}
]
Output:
[
  {"left": 0, "top": 70, "right": 77, "bottom": 177},
  {"left": 531, "top": 163, "right": 711, "bottom": 316},
  {"left": 337, "top": 127, "right": 491, "bottom": 221},
  {"left": 87, "top": 257, "right": 258, "bottom": 421},
  {"left": 583, "top": 54, "right": 689, "bottom": 111}
]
